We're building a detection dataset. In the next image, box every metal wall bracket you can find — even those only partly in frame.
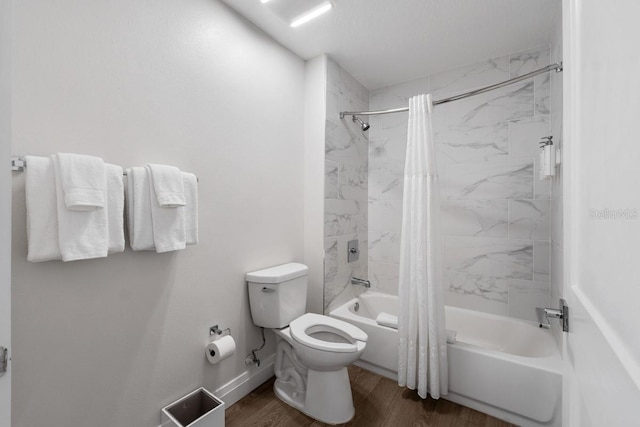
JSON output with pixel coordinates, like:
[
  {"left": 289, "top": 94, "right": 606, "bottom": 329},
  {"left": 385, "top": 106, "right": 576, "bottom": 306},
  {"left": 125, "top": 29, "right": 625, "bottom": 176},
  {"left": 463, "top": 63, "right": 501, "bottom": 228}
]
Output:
[
  {"left": 0, "top": 346, "right": 7, "bottom": 375},
  {"left": 559, "top": 298, "right": 569, "bottom": 332},
  {"left": 11, "top": 156, "right": 25, "bottom": 171},
  {"left": 209, "top": 325, "right": 231, "bottom": 339},
  {"left": 539, "top": 135, "right": 553, "bottom": 147}
]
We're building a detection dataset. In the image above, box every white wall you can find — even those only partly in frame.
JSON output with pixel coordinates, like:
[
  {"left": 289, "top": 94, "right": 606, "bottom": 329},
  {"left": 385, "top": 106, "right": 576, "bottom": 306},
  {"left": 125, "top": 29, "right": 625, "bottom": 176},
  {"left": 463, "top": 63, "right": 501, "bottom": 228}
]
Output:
[
  {"left": 10, "top": 1, "right": 304, "bottom": 427},
  {"left": 0, "top": 0, "right": 13, "bottom": 424}
]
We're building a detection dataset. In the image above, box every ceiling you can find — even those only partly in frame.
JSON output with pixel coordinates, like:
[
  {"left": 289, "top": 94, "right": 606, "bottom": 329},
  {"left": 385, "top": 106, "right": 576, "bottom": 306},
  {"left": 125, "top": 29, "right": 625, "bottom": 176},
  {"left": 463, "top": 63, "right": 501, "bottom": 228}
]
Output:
[{"left": 220, "top": 0, "right": 559, "bottom": 90}]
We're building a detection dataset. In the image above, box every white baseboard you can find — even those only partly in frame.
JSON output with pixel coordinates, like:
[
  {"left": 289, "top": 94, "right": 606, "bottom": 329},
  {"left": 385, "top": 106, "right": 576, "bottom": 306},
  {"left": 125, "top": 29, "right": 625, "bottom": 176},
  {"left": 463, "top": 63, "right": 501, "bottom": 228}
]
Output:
[{"left": 214, "top": 354, "right": 276, "bottom": 407}]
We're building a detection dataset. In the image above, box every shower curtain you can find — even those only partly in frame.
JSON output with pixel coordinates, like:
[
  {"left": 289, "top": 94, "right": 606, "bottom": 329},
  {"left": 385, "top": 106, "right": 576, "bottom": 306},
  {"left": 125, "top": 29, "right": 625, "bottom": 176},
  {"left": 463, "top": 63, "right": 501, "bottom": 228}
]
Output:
[{"left": 397, "top": 94, "right": 448, "bottom": 399}]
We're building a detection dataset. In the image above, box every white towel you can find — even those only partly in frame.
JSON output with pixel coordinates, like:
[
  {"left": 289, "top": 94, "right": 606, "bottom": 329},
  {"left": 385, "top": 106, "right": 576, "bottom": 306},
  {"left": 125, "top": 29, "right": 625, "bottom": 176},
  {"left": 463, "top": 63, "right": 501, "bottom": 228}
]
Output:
[
  {"left": 446, "top": 329, "right": 457, "bottom": 344},
  {"left": 376, "top": 312, "right": 399, "bottom": 329},
  {"left": 183, "top": 172, "right": 198, "bottom": 245},
  {"left": 25, "top": 156, "right": 62, "bottom": 262},
  {"left": 126, "top": 167, "right": 155, "bottom": 251},
  {"left": 146, "top": 164, "right": 186, "bottom": 207},
  {"left": 53, "top": 155, "right": 108, "bottom": 261},
  {"left": 106, "top": 164, "right": 125, "bottom": 254},
  {"left": 146, "top": 165, "right": 186, "bottom": 253},
  {"left": 57, "top": 153, "right": 106, "bottom": 211}
]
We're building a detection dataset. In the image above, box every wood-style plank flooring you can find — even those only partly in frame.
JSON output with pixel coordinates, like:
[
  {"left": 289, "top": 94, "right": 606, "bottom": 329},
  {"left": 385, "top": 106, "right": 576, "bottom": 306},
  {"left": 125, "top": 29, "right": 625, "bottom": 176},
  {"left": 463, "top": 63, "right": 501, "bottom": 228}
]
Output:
[{"left": 226, "top": 366, "right": 516, "bottom": 427}]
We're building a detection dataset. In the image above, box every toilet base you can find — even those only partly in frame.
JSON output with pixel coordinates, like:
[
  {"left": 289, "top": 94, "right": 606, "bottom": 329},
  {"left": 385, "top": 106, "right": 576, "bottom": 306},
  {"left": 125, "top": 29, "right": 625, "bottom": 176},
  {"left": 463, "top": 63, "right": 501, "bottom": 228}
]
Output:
[
  {"left": 274, "top": 378, "right": 306, "bottom": 411},
  {"left": 305, "top": 367, "right": 355, "bottom": 424},
  {"left": 274, "top": 367, "right": 355, "bottom": 425}
]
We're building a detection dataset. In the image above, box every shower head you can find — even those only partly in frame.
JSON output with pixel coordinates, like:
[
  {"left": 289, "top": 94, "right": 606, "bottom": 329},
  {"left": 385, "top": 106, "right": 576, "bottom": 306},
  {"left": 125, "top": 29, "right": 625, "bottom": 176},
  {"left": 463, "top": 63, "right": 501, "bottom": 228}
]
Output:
[{"left": 352, "top": 115, "right": 370, "bottom": 132}]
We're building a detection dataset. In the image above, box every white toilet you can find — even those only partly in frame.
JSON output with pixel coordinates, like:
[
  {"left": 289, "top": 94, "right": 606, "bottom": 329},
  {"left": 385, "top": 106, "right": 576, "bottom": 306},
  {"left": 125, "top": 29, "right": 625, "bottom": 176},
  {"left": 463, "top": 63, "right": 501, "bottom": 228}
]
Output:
[{"left": 246, "top": 262, "right": 368, "bottom": 424}]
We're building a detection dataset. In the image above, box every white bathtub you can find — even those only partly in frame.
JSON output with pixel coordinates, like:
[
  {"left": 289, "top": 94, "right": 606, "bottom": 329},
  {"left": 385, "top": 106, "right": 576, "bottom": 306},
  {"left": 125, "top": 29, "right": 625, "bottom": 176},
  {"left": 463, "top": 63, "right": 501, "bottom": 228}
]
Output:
[{"left": 330, "top": 291, "right": 562, "bottom": 427}]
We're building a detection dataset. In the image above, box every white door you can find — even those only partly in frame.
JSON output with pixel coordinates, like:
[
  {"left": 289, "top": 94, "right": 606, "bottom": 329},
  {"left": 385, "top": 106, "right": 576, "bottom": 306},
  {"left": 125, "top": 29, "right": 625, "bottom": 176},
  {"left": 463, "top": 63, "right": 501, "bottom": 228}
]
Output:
[
  {"left": 0, "top": 0, "right": 11, "bottom": 425},
  {"left": 0, "top": 168, "right": 10, "bottom": 424},
  {"left": 0, "top": 158, "right": 10, "bottom": 427},
  {"left": 563, "top": 0, "right": 640, "bottom": 425}
]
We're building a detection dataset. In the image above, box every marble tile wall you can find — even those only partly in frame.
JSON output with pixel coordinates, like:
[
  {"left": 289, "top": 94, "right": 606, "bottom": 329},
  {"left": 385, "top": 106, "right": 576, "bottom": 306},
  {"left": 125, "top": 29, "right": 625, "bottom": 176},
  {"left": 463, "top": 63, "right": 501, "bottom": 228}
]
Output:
[
  {"left": 368, "top": 46, "right": 555, "bottom": 320},
  {"left": 368, "top": 77, "right": 427, "bottom": 294},
  {"left": 323, "top": 57, "right": 369, "bottom": 312}
]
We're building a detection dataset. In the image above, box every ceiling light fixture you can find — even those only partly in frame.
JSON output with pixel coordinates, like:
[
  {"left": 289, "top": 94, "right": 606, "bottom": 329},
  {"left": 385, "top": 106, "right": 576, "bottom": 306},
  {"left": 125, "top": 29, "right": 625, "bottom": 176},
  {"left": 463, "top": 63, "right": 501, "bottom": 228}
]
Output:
[
  {"left": 260, "top": 0, "right": 271, "bottom": 3},
  {"left": 290, "top": 1, "right": 333, "bottom": 28}
]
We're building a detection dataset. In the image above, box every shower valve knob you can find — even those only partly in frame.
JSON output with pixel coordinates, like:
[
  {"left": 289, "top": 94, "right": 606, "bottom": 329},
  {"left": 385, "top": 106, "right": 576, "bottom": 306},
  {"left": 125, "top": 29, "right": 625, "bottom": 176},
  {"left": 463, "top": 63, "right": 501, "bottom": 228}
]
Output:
[{"left": 347, "top": 239, "right": 360, "bottom": 262}]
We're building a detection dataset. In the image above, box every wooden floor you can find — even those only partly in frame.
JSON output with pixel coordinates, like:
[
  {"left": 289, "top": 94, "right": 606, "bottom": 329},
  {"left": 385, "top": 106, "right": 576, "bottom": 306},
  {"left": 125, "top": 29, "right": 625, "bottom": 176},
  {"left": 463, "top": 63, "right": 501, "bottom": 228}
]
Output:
[{"left": 226, "top": 366, "right": 516, "bottom": 427}]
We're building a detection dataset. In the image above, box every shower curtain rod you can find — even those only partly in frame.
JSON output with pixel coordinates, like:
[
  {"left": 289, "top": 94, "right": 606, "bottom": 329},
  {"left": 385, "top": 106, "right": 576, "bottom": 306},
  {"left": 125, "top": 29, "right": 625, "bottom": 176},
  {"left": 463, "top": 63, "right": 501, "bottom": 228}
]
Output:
[{"left": 339, "top": 62, "right": 563, "bottom": 118}]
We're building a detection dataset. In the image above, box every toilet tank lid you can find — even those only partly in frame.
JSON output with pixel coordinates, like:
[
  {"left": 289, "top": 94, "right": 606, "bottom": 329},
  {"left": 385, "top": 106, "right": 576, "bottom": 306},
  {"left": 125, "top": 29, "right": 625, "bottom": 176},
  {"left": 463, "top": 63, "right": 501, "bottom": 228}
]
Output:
[{"left": 246, "top": 263, "right": 309, "bottom": 284}]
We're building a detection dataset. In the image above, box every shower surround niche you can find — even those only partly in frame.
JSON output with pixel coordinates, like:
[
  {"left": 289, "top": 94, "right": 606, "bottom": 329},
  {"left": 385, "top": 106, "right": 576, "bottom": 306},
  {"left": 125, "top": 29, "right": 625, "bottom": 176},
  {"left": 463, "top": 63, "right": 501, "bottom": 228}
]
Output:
[{"left": 368, "top": 46, "right": 553, "bottom": 321}]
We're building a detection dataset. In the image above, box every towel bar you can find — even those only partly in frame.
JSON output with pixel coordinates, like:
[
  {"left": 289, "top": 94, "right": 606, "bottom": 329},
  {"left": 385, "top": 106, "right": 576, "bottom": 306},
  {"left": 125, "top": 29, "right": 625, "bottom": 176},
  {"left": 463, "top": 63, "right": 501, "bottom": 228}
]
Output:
[{"left": 11, "top": 155, "right": 199, "bottom": 182}]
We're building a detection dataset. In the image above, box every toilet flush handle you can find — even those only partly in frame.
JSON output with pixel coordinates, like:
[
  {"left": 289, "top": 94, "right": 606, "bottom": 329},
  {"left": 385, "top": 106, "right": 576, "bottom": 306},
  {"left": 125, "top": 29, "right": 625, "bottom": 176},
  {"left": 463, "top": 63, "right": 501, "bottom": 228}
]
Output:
[{"left": 262, "top": 287, "right": 276, "bottom": 293}]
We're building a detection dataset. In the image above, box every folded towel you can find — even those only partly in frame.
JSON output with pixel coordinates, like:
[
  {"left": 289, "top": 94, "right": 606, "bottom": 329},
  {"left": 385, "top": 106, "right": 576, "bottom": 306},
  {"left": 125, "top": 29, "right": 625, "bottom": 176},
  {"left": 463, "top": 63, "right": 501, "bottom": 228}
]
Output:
[
  {"left": 446, "top": 329, "right": 457, "bottom": 344},
  {"left": 183, "top": 172, "right": 198, "bottom": 245},
  {"left": 376, "top": 312, "right": 398, "bottom": 329},
  {"left": 146, "top": 164, "right": 186, "bottom": 207},
  {"left": 146, "top": 165, "right": 186, "bottom": 253},
  {"left": 56, "top": 153, "right": 106, "bottom": 211},
  {"left": 106, "top": 164, "right": 125, "bottom": 254},
  {"left": 53, "top": 155, "right": 108, "bottom": 261},
  {"left": 25, "top": 156, "right": 62, "bottom": 262},
  {"left": 126, "top": 167, "right": 155, "bottom": 251}
]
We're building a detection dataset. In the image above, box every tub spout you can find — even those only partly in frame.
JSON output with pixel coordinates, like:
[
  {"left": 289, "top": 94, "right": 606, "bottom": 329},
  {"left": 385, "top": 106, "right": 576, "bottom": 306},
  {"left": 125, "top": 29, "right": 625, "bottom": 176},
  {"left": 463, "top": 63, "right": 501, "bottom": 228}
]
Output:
[
  {"left": 351, "top": 277, "right": 371, "bottom": 288},
  {"left": 536, "top": 299, "right": 569, "bottom": 332},
  {"left": 544, "top": 308, "right": 562, "bottom": 318},
  {"left": 536, "top": 307, "right": 551, "bottom": 329}
]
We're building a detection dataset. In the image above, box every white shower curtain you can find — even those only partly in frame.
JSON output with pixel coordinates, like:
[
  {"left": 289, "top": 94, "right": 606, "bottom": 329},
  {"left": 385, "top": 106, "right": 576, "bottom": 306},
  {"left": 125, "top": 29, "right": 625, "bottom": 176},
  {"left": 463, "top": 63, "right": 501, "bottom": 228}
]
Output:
[{"left": 397, "top": 94, "right": 448, "bottom": 399}]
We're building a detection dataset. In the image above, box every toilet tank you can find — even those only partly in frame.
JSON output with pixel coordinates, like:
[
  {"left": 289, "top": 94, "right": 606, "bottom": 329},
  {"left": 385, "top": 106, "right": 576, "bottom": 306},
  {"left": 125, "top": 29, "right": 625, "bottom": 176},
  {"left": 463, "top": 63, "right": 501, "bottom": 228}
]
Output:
[{"left": 246, "top": 263, "right": 309, "bottom": 329}]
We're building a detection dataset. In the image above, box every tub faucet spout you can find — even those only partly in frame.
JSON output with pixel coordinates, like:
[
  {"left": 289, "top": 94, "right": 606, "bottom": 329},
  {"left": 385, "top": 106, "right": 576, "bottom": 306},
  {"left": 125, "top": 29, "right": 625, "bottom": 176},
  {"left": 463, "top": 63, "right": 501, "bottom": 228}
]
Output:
[
  {"left": 536, "top": 298, "right": 569, "bottom": 332},
  {"left": 351, "top": 277, "right": 371, "bottom": 288}
]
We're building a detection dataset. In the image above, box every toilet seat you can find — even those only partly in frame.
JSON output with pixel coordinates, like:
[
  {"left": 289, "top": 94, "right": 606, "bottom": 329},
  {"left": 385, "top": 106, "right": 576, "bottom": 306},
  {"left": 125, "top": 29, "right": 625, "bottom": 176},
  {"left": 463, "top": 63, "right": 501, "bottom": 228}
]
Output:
[{"left": 290, "top": 313, "right": 367, "bottom": 353}]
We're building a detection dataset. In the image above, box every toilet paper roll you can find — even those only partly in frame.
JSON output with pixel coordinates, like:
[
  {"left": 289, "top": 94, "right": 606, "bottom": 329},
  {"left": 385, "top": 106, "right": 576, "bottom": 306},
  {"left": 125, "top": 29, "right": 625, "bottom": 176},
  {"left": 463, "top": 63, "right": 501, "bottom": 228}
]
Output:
[{"left": 206, "top": 335, "right": 236, "bottom": 364}]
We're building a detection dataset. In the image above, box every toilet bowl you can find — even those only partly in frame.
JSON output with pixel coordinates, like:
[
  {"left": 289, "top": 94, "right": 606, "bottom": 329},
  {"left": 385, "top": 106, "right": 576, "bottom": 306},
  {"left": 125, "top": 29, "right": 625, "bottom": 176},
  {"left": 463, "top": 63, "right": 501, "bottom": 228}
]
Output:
[
  {"left": 289, "top": 313, "right": 366, "bottom": 371},
  {"left": 246, "top": 263, "right": 368, "bottom": 424},
  {"left": 272, "top": 314, "right": 367, "bottom": 424}
]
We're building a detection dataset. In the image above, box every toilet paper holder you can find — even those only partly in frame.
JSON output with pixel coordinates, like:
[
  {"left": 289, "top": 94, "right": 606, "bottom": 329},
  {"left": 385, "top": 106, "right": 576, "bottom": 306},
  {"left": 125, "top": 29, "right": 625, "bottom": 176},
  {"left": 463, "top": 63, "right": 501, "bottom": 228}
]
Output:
[{"left": 209, "top": 325, "right": 231, "bottom": 340}]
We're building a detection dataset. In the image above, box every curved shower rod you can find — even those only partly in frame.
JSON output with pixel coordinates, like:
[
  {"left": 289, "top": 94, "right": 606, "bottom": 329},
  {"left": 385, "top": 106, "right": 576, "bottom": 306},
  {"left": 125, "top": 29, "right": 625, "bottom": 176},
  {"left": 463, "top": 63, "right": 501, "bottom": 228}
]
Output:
[{"left": 339, "top": 62, "right": 563, "bottom": 119}]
